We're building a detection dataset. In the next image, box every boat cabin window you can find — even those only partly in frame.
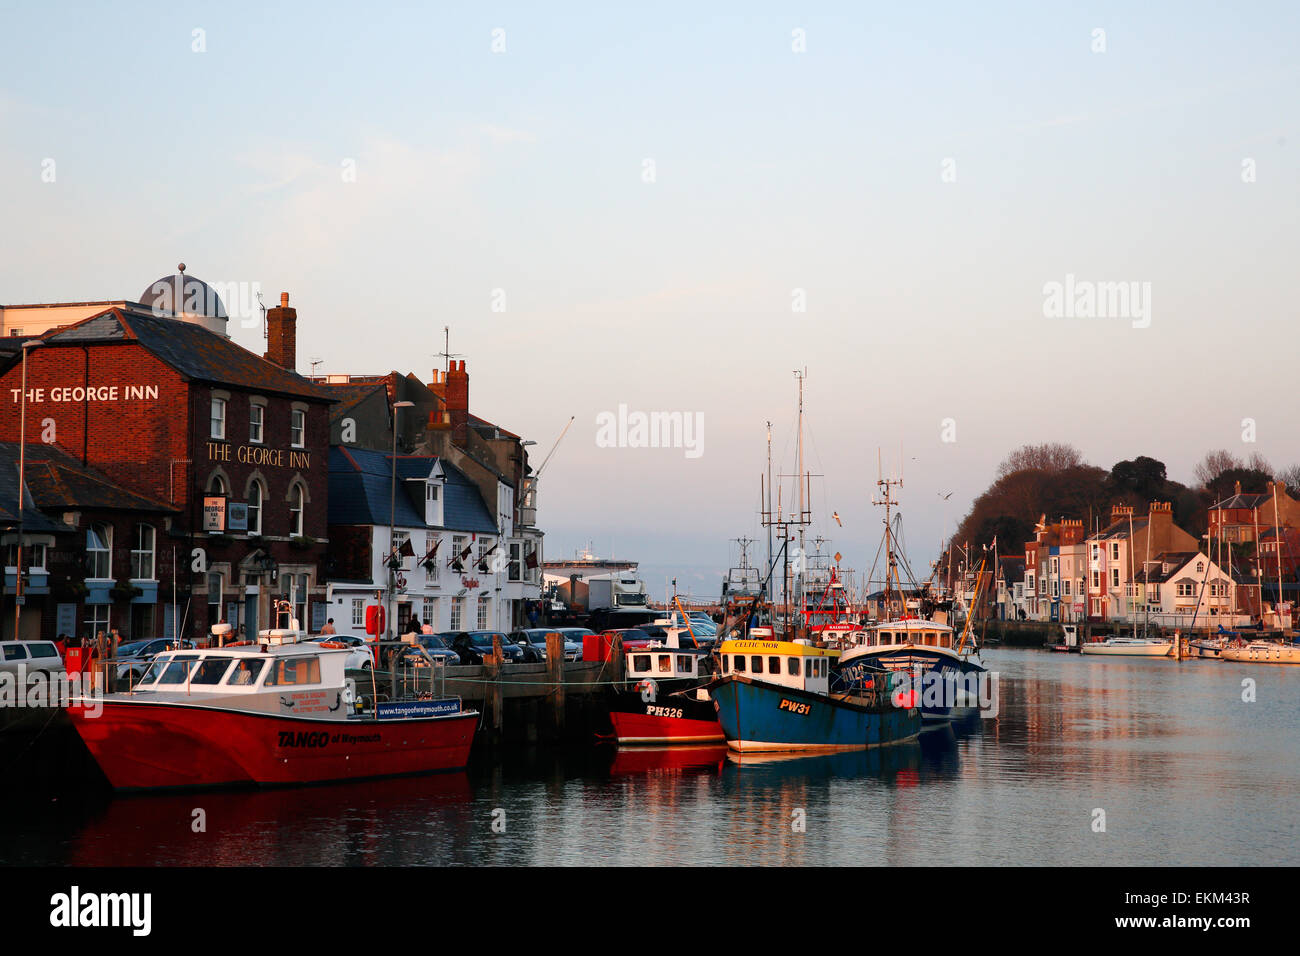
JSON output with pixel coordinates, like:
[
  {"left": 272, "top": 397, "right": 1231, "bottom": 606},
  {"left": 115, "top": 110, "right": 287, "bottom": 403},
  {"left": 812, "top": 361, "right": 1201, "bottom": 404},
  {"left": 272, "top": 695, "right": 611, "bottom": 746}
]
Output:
[
  {"left": 226, "top": 659, "right": 267, "bottom": 687},
  {"left": 787, "top": 657, "right": 800, "bottom": 676},
  {"left": 154, "top": 655, "right": 199, "bottom": 685},
  {"left": 721, "top": 655, "right": 730, "bottom": 674},
  {"left": 191, "top": 657, "right": 234, "bottom": 685},
  {"left": 676, "top": 655, "right": 693, "bottom": 674},
  {"left": 734, "top": 655, "right": 746, "bottom": 672},
  {"left": 768, "top": 656, "right": 780, "bottom": 674},
  {"left": 631, "top": 654, "right": 651, "bottom": 673},
  {"left": 925, "top": 632, "right": 937, "bottom": 646},
  {"left": 265, "top": 657, "right": 321, "bottom": 686},
  {"left": 751, "top": 656, "right": 763, "bottom": 674},
  {"left": 657, "top": 654, "right": 672, "bottom": 673},
  {"left": 879, "top": 632, "right": 891, "bottom": 646}
]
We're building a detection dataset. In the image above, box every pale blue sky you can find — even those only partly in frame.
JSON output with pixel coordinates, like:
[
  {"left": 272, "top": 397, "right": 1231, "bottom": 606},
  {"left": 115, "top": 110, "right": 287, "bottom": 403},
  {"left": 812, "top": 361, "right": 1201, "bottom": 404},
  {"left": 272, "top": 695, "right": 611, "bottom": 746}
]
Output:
[{"left": 3, "top": 3, "right": 1297, "bottom": 596}]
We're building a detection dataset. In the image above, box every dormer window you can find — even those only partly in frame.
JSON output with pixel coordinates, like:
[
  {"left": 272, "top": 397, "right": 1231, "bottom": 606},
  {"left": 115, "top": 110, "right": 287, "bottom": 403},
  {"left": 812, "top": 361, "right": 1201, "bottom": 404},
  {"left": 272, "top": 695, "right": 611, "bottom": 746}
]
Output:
[{"left": 425, "top": 479, "right": 444, "bottom": 526}]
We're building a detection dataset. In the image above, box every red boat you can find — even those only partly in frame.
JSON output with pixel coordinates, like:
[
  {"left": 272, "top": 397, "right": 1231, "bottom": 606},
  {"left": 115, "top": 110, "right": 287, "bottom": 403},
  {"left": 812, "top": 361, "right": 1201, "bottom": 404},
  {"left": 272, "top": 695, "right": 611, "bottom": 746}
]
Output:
[
  {"left": 66, "top": 629, "right": 477, "bottom": 791},
  {"left": 606, "top": 640, "right": 723, "bottom": 745}
]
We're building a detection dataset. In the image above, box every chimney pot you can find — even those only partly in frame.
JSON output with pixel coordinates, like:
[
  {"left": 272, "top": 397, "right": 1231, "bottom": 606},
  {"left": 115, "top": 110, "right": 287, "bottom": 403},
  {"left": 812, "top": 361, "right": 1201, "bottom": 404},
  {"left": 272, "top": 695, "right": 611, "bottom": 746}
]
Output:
[{"left": 280, "top": 292, "right": 290, "bottom": 308}]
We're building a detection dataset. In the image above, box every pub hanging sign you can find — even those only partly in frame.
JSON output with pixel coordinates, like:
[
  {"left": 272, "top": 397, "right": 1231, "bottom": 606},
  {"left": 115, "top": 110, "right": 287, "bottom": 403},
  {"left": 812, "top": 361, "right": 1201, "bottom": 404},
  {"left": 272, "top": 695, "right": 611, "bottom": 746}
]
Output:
[{"left": 203, "top": 496, "right": 227, "bottom": 532}]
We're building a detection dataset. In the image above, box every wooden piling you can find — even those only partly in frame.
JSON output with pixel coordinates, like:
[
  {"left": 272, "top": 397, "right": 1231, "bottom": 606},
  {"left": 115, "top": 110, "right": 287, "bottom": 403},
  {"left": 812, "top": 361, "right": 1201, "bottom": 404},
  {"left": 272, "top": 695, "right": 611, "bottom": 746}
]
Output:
[{"left": 546, "top": 631, "right": 565, "bottom": 734}]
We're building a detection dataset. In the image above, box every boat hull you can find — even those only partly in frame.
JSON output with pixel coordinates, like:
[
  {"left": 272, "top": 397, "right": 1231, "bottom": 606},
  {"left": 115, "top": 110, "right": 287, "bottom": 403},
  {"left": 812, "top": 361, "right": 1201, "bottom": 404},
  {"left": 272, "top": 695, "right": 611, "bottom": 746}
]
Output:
[
  {"left": 833, "top": 646, "right": 983, "bottom": 721},
  {"left": 1080, "top": 641, "right": 1172, "bottom": 657},
  {"left": 1220, "top": 642, "right": 1300, "bottom": 664},
  {"left": 66, "top": 700, "right": 478, "bottom": 791},
  {"left": 608, "top": 689, "right": 724, "bottom": 744},
  {"left": 711, "top": 676, "right": 921, "bottom": 753}
]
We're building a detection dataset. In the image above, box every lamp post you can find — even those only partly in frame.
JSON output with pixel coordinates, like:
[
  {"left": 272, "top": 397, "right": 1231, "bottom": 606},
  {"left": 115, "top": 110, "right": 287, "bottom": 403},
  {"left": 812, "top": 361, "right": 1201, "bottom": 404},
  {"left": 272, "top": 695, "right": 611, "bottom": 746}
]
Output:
[
  {"left": 388, "top": 401, "right": 415, "bottom": 642},
  {"left": 12, "top": 340, "right": 40, "bottom": 642}
]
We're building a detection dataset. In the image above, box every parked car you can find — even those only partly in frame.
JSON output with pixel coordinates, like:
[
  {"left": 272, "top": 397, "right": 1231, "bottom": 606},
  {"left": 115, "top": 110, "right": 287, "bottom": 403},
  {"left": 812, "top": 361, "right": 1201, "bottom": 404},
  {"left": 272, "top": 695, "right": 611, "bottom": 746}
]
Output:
[
  {"left": 511, "top": 629, "right": 581, "bottom": 662},
  {"left": 601, "top": 628, "right": 655, "bottom": 650},
  {"left": 399, "top": 633, "right": 463, "bottom": 667},
  {"left": 0, "top": 640, "right": 66, "bottom": 676},
  {"left": 303, "top": 634, "right": 373, "bottom": 670},
  {"left": 115, "top": 638, "right": 195, "bottom": 682},
  {"left": 555, "top": 627, "right": 596, "bottom": 660},
  {"left": 507, "top": 631, "right": 546, "bottom": 663},
  {"left": 448, "top": 631, "right": 524, "bottom": 664}
]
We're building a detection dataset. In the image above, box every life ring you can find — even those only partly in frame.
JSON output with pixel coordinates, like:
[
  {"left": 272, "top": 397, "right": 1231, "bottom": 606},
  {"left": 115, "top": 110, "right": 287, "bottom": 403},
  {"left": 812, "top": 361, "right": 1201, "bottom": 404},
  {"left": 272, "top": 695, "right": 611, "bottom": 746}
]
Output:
[{"left": 319, "top": 641, "right": 347, "bottom": 649}]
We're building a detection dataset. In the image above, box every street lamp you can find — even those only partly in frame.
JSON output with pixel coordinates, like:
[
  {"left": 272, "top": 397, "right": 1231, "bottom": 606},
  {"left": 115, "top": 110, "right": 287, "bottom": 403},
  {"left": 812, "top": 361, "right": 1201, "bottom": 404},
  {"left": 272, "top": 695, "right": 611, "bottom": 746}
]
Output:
[
  {"left": 388, "top": 401, "right": 415, "bottom": 641},
  {"left": 13, "top": 340, "right": 40, "bottom": 642}
]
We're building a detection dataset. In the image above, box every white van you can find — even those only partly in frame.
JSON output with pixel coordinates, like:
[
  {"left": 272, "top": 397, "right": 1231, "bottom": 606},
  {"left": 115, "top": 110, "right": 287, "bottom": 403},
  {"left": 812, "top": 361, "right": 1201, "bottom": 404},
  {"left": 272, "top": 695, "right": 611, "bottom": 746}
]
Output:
[{"left": 0, "top": 641, "right": 67, "bottom": 675}]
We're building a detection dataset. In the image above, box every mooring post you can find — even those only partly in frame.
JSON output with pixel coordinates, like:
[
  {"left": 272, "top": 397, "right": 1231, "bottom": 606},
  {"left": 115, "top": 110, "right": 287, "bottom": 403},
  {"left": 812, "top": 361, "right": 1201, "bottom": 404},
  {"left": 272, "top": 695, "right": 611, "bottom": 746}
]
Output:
[
  {"left": 546, "top": 631, "right": 565, "bottom": 735},
  {"left": 489, "top": 634, "right": 504, "bottom": 733}
]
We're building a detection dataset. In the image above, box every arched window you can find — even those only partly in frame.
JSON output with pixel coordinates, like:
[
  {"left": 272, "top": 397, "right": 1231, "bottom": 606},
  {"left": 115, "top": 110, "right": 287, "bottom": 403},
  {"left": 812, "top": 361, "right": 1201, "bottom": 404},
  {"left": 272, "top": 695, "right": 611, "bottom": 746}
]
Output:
[
  {"left": 247, "top": 479, "right": 264, "bottom": 535},
  {"left": 130, "top": 525, "right": 156, "bottom": 579},
  {"left": 289, "top": 482, "right": 305, "bottom": 537},
  {"left": 87, "top": 523, "right": 112, "bottom": 579},
  {"left": 207, "top": 473, "right": 227, "bottom": 496}
]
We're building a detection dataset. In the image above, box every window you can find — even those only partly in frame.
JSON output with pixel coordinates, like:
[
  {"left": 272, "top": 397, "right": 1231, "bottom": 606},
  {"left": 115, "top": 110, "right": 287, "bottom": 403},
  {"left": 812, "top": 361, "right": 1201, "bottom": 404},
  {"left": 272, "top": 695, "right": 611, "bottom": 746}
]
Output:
[
  {"left": 155, "top": 656, "right": 199, "bottom": 685},
  {"left": 9, "top": 328, "right": 23, "bottom": 337},
  {"left": 426, "top": 537, "right": 440, "bottom": 582},
  {"left": 768, "top": 656, "right": 781, "bottom": 673},
  {"left": 450, "top": 597, "right": 463, "bottom": 630},
  {"left": 249, "top": 403, "right": 264, "bottom": 443},
  {"left": 390, "top": 530, "right": 410, "bottom": 569},
  {"left": 247, "top": 480, "right": 264, "bottom": 535},
  {"left": 477, "top": 595, "right": 491, "bottom": 629},
  {"left": 290, "top": 409, "right": 306, "bottom": 448},
  {"left": 1092, "top": 571, "right": 1100, "bottom": 589},
  {"left": 191, "top": 658, "right": 234, "bottom": 685},
  {"left": 451, "top": 535, "right": 467, "bottom": 571},
  {"left": 1111, "top": 569, "right": 1120, "bottom": 588},
  {"left": 225, "top": 660, "right": 266, "bottom": 686},
  {"left": 87, "top": 523, "right": 112, "bottom": 578},
  {"left": 1177, "top": 582, "right": 1194, "bottom": 598},
  {"left": 1111, "top": 543, "right": 1120, "bottom": 561},
  {"left": 208, "top": 473, "right": 227, "bottom": 496},
  {"left": 210, "top": 397, "right": 226, "bottom": 439},
  {"left": 351, "top": 598, "right": 364, "bottom": 628},
  {"left": 677, "top": 655, "right": 692, "bottom": 673},
  {"left": 130, "top": 524, "right": 155, "bottom": 579},
  {"left": 289, "top": 483, "right": 305, "bottom": 537},
  {"left": 751, "top": 656, "right": 763, "bottom": 674},
  {"left": 1196, "top": 561, "right": 1205, "bottom": 574},
  {"left": 87, "top": 603, "right": 110, "bottom": 635},
  {"left": 1063, "top": 579, "right": 1071, "bottom": 597},
  {"left": 734, "top": 655, "right": 746, "bottom": 673},
  {"left": 508, "top": 541, "right": 523, "bottom": 582},
  {"left": 632, "top": 655, "right": 651, "bottom": 672},
  {"left": 425, "top": 481, "right": 442, "bottom": 525},
  {"left": 787, "top": 657, "right": 801, "bottom": 676},
  {"left": 423, "top": 597, "right": 437, "bottom": 627},
  {"left": 658, "top": 654, "right": 672, "bottom": 673},
  {"left": 265, "top": 657, "right": 321, "bottom": 686}
]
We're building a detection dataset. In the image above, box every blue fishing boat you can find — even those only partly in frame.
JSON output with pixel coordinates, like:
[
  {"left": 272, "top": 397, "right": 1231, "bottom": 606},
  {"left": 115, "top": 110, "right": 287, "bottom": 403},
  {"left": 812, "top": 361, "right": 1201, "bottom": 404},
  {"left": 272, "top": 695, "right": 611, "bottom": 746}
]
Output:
[
  {"left": 709, "top": 637, "right": 921, "bottom": 752},
  {"left": 833, "top": 618, "right": 986, "bottom": 722}
]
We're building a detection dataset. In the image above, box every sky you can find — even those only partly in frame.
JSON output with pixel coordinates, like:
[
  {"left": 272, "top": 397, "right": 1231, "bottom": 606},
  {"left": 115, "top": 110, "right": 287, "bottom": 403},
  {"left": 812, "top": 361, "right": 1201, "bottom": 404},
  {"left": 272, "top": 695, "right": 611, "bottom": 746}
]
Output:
[{"left": 2, "top": 2, "right": 1297, "bottom": 600}]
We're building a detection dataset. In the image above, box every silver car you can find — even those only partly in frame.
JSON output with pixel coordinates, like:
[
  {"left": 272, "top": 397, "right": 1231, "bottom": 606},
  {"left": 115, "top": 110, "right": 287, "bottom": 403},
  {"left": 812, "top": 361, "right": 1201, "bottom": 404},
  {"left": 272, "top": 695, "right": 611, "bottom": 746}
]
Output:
[{"left": 0, "top": 641, "right": 67, "bottom": 676}]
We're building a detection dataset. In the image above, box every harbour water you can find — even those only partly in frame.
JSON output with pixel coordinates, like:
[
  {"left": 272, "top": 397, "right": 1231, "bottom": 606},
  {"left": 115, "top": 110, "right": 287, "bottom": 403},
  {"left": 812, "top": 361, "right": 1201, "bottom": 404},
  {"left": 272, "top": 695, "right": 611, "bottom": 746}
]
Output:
[{"left": 4, "top": 649, "right": 1296, "bottom": 866}]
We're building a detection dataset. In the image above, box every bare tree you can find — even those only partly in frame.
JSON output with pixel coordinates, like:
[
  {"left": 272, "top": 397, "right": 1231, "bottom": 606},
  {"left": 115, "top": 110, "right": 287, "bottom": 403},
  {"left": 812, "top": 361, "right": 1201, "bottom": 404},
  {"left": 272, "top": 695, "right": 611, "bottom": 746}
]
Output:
[
  {"left": 1278, "top": 464, "right": 1300, "bottom": 496},
  {"left": 996, "top": 442, "right": 1085, "bottom": 478},
  {"left": 1192, "top": 449, "right": 1241, "bottom": 488},
  {"left": 1246, "top": 451, "right": 1274, "bottom": 476}
]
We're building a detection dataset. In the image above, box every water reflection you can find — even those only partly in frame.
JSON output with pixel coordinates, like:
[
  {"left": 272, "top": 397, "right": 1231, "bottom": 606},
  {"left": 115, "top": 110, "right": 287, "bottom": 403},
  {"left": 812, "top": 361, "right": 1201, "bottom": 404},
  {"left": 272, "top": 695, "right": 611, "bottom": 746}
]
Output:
[{"left": 3, "top": 650, "right": 1296, "bottom": 866}]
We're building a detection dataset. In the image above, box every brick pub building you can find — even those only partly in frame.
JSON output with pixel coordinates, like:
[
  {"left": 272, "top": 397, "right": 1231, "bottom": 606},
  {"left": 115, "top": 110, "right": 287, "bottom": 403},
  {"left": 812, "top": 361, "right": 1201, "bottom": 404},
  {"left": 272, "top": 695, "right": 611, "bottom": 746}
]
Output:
[{"left": 0, "top": 270, "right": 333, "bottom": 643}]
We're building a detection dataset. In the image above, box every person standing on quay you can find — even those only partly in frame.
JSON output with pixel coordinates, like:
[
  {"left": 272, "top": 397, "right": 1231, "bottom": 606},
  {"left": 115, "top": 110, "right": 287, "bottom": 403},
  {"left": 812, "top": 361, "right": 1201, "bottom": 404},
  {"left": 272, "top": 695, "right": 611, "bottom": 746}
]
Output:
[{"left": 320, "top": 618, "right": 337, "bottom": 635}]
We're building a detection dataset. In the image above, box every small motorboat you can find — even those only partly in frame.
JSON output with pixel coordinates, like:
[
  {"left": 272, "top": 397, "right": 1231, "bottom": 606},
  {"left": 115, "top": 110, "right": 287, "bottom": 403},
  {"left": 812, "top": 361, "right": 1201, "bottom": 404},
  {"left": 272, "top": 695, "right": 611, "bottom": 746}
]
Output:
[
  {"left": 1220, "top": 639, "right": 1300, "bottom": 664},
  {"left": 66, "top": 615, "right": 477, "bottom": 790},
  {"left": 1048, "top": 624, "right": 1081, "bottom": 653}
]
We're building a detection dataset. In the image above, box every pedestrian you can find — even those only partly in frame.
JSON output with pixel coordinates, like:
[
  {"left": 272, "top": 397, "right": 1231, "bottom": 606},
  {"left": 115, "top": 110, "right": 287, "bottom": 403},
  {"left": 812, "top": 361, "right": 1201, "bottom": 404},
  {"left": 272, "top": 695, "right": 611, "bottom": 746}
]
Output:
[
  {"left": 320, "top": 618, "right": 337, "bottom": 635},
  {"left": 54, "top": 633, "right": 67, "bottom": 659},
  {"left": 527, "top": 603, "right": 539, "bottom": 627}
]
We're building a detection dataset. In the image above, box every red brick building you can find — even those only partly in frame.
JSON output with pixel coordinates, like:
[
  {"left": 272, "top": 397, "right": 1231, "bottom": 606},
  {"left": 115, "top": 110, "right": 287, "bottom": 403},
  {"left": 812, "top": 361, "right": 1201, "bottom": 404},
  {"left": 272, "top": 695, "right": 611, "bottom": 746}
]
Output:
[{"left": 0, "top": 287, "right": 333, "bottom": 642}]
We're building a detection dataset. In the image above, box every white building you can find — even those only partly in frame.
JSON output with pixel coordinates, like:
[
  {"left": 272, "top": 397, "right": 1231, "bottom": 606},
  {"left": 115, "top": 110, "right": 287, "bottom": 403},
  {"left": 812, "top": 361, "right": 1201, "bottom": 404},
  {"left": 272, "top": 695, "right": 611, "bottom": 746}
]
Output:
[{"left": 323, "top": 446, "right": 541, "bottom": 639}]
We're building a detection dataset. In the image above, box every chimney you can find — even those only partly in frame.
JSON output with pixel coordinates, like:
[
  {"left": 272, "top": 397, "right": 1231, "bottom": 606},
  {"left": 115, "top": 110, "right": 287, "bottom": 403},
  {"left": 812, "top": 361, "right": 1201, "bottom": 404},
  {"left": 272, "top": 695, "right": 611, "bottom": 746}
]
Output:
[
  {"left": 264, "top": 292, "right": 297, "bottom": 371},
  {"left": 446, "top": 359, "right": 469, "bottom": 445},
  {"left": 1148, "top": 501, "right": 1173, "bottom": 551},
  {"left": 1233, "top": 480, "right": 1242, "bottom": 496},
  {"left": 1110, "top": 504, "right": 1133, "bottom": 522}
]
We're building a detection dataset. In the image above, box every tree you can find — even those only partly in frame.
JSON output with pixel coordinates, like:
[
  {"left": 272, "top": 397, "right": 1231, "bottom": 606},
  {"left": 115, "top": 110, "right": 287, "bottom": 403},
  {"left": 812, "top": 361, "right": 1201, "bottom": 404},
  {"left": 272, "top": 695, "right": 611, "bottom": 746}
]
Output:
[
  {"left": 1278, "top": 464, "right": 1300, "bottom": 497},
  {"left": 1109, "top": 456, "right": 1168, "bottom": 501},
  {"left": 1193, "top": 450, "right": 1244, "bottom": 489},
  {"left": 996, "top": 442, "right": 1085, "bottom": 478}
]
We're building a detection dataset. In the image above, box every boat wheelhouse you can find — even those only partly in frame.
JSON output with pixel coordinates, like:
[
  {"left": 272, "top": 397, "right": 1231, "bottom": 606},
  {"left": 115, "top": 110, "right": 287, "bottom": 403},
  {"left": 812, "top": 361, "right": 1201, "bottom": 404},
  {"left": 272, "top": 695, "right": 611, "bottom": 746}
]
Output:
[
  {"left": 609, "top": 643, "right": 722, "bottom": 744},
  {"left": 709, "top": 637, "right": 920, "bottom": 753}
]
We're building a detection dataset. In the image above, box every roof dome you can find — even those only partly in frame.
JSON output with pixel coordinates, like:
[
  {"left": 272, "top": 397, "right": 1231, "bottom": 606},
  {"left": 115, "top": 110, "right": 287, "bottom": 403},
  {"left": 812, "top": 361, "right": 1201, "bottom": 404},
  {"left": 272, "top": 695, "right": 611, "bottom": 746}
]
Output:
[{"left": 138, "top": 263, "right": 228, "bottom": 319}]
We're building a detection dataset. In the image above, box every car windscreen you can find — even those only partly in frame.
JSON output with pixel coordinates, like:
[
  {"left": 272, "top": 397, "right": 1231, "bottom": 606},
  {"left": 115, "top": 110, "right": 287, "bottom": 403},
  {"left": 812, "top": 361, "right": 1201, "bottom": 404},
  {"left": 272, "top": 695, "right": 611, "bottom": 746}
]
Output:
[{"left": 117, "top": 640, "right": 150, "bottom": 657}]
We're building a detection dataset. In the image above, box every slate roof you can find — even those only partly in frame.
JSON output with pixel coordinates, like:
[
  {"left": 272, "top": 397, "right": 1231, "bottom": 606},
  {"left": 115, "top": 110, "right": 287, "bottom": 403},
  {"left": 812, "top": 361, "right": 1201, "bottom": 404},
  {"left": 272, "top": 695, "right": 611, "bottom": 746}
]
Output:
[
  {"left": 327, "top": 446, "right": 496, "bottom": 533},
  {"left": 38, "top": 307, "right": 333, "bottom": 403},
  {"left": 0, "top": 443, "right": 175, "bottom": 515},
  {"left": 1210, "top": 492, "right": 1271, "bottom": 511},
  {"left": 0, "top": 458, "right": 68, "bottom": 534}
]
